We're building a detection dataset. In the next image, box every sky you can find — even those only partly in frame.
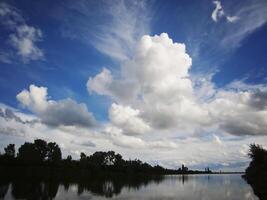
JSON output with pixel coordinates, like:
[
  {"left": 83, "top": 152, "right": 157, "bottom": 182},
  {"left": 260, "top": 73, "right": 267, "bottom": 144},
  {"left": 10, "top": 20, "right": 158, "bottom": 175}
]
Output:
[{"left": 0, "top": 0, "right": 267, "bottom": 171}]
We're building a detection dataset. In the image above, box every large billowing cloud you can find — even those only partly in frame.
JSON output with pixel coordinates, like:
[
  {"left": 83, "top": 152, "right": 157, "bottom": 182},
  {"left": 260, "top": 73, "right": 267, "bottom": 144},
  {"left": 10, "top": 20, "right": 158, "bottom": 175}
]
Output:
[
  {"left": 16, "top": 84, "right": 96, "bottom": 127},
  {"left": 209, "top": 89, "right": 267, "bottom": 136},
  {"left": 89, "top": 33, "right": 211, "bottom": 134},
  {"left": 88, "top": 33, "right": 267, "bottom": 137},
  {"left": 109, "top": 103, "right": 150, "bottom": 135}
]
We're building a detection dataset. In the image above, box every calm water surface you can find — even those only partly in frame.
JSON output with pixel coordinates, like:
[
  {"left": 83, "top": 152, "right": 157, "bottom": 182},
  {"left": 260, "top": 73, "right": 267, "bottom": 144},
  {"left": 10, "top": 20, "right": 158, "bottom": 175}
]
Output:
[{"left": 0, "top": 174, "right": 258, "bottom": 200}]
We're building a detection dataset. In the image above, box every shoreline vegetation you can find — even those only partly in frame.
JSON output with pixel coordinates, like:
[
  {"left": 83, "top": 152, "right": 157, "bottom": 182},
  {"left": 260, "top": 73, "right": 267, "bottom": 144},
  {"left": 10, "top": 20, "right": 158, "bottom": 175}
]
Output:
[
  {"left": 243, "top": 144, "right": 267, "bottom": 200},
  {"left": 0, "top": 139, "right": 214, "bottom": 180},
  {"left": 0, "top": 139, "right": 247, "bottom": 179}
]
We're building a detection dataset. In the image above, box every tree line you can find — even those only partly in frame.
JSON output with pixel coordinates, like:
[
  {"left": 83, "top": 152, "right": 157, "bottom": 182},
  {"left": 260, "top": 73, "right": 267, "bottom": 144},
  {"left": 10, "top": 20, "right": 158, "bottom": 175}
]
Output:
[
  {"left": 2, "top": 140, "right": 61, "bottom": 163},
  {"left": 0, "top": 139, "right": 211, "bottom": 177}
]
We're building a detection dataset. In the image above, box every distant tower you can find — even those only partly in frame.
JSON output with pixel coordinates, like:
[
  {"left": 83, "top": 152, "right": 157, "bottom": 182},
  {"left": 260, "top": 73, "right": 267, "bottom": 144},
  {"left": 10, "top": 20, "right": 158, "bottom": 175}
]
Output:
[{"left": 181, "top": 164, "right": 188, "bottom": 174}]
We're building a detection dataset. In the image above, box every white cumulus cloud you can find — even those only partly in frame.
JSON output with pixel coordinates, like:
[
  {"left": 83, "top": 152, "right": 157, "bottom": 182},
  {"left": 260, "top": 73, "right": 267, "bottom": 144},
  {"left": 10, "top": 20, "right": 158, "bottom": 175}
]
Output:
[
  {"left": 104, "top": 125, "right": 146, "bottom": 149},
  {"left": 88, "top": 32, "right": 267, "bottom": 138},
  {"left": 109, "top": 103, "right": 150, "bottom": 136},
  {"left": 17, "top": 84, "right": 96, "bottom": 127},
  {"left": 88, "top": 33, "right": 211, "bottom": 133},
  {"left": 209, "top": 89, "right": 267, "bottom": 136}
]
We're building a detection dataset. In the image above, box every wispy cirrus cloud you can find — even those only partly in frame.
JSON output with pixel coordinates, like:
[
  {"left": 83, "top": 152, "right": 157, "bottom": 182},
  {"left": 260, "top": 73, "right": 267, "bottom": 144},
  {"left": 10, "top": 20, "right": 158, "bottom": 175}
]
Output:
[
  {"left": 211, "top": 1, "right": 224, "bottom": 22},
  {"left": 209, "top": 0, "right": 267, "bottom": 49},
  {"left": 92, "top": 0, "right": 150, "bottom": 61},
  {"left": 185, "top": 0, "right": 267, "bottom": 74},
  {"left": 220, "top": 0, "right": 267, "bottom": 48},
  {"left": 211, "top": 1, "right": 239, "bottom": 23},
  {"left": 54, "top": 0, "right": 151, "bottom": 61}
]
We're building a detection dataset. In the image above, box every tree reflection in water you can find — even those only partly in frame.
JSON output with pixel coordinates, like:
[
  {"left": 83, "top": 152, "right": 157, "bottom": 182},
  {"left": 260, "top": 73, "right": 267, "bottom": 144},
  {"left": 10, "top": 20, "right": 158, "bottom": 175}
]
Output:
[
  {"left": 0, "top": 175, "right": 257, "bottom": 200},
  {"left": 0, "top": 175, "right": 164, "bottom": 199},
  {"left": 0, "top": 180, "right": 9, "bottom": 198},
  {"left": 11, "top": 180, "right": 59, "bottom": 199}
]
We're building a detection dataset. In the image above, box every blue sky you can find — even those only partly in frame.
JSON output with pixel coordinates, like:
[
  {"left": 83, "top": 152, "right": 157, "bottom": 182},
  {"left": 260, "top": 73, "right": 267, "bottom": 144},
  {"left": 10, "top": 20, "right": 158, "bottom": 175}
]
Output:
[{"left": 0, "top": 0, "right": 267, "bottom": 171}]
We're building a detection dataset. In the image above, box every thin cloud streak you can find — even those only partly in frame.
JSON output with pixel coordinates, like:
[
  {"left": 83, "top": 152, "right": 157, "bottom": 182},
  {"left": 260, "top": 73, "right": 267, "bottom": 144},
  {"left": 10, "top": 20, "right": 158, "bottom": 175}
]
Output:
[
  {"left": 220, "top": 0, "right": 267, "bottom": 48},
  {"left": 211, "top": 0, "right": 239, "bottom": 23},
  {"left": 55, "top": 0, "right": 151, "bottom": 61}
]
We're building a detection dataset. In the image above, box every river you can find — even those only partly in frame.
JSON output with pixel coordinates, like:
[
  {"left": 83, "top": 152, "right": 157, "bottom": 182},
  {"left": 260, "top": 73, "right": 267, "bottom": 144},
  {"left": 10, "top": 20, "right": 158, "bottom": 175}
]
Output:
[{"left": 0, "top": 174, "right": 258, "bottom": 200}]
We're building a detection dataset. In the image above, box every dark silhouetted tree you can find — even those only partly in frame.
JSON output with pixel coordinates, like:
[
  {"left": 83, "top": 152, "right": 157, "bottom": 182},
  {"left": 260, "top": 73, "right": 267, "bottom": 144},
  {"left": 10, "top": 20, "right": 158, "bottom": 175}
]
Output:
[
  {"left": 4, "top": 144, "right": 15, "bottom": 158},
  {"left": 67, "top": 155, "right": 72, "bottom": 161},
  {"left": 245, "top": 144, "right": 267, "bottom": 200},
  {"left": 17, "top": 142, "right": 41, "bottom": 162},
  {"left": 114, "top": 153, "right": 124, "bottom": 166},
  {"left": 80, "top": 152, "right": 87, "bottom": 161},
  {"left": 248, "top": 144, "right": 267, "bottom": 164},
  {"left": 47, "top": 142, "right": 61, "bottom": 162},
  {"left": 34, "top": 139, "right": 48, "bottom": 161},
  {"left": 88, "top": 152, "right": 105, "bottom": 166},
  {"left": 105, "top": 151, "right": 116, "bottom": 165}
]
